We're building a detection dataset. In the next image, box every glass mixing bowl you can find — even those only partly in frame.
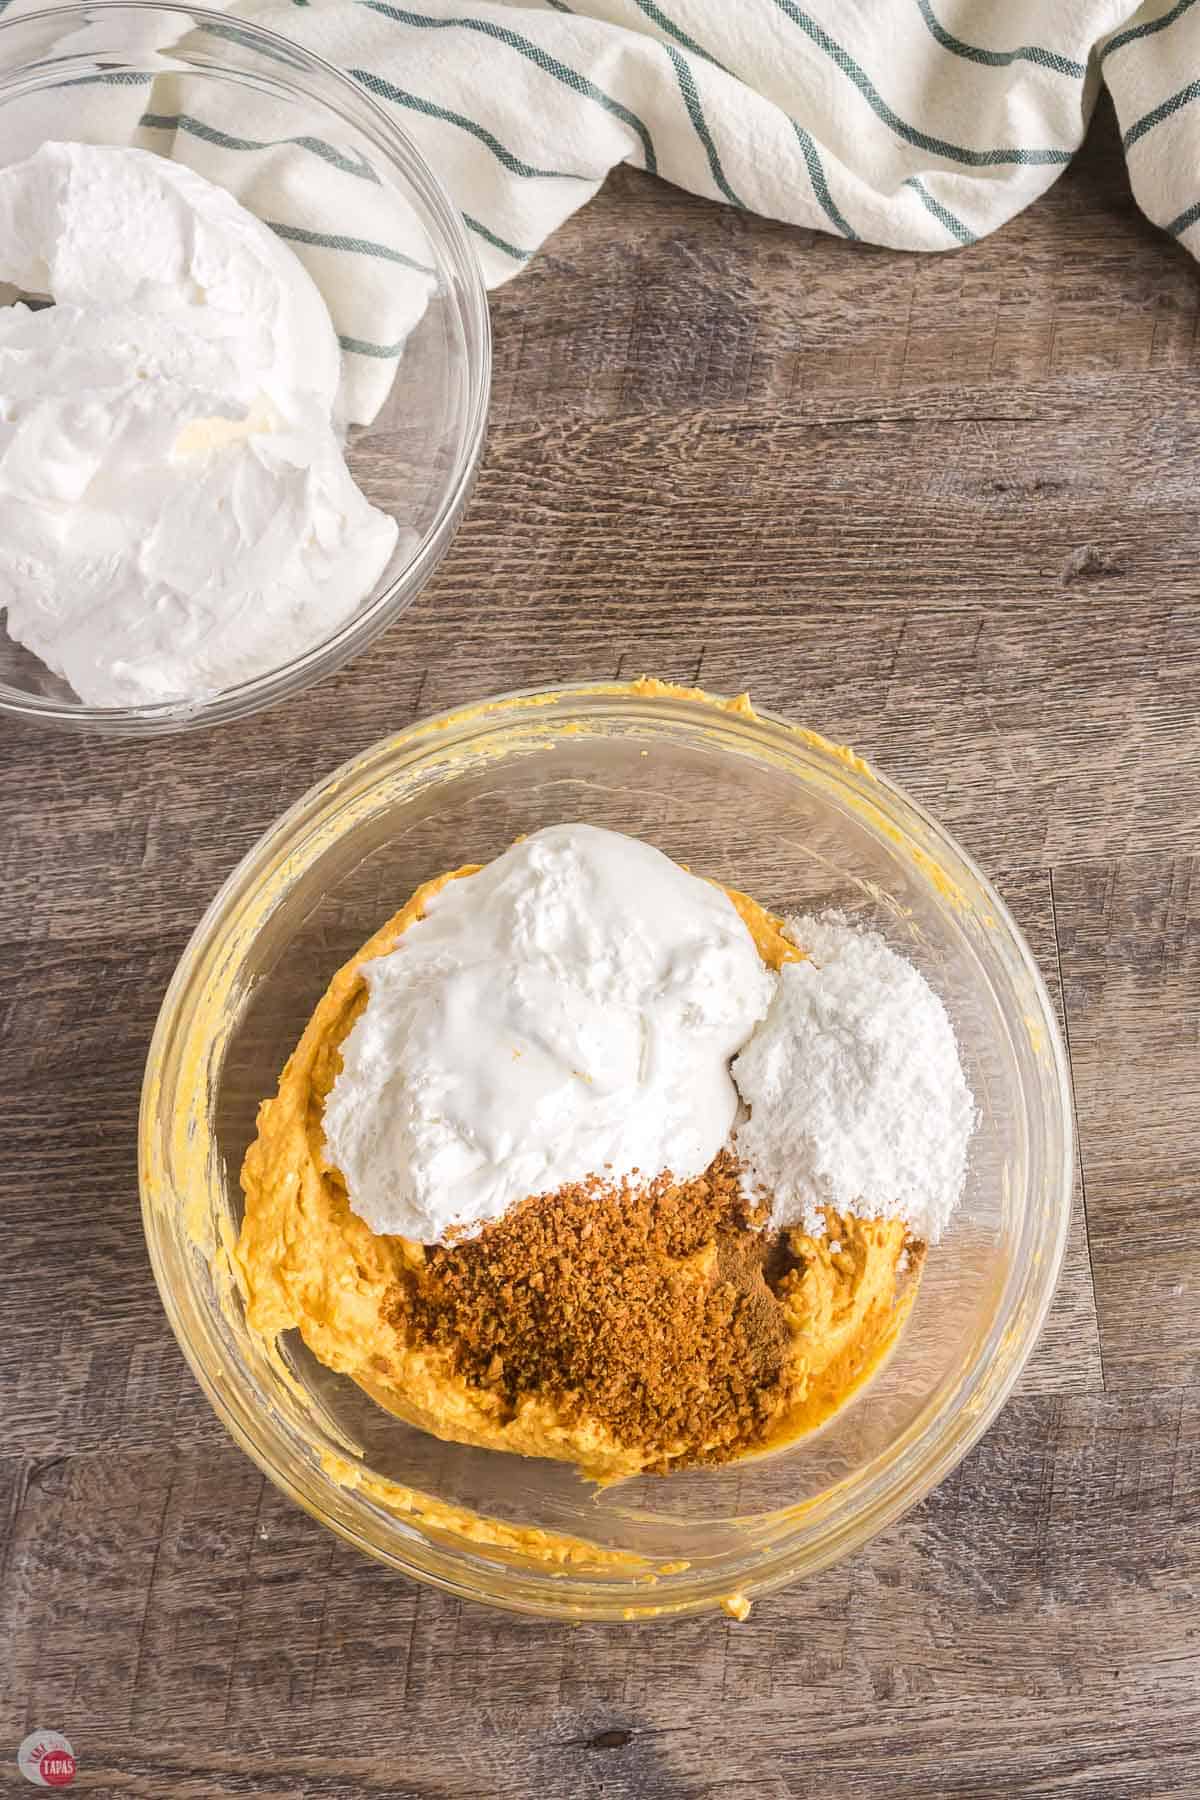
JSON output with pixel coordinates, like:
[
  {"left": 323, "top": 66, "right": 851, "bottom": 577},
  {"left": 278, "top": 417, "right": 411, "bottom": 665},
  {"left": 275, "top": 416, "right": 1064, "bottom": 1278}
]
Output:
[
  {"left": 140, "top": 683, "right": 1074, "bottom": 1619},
  {"left": 0, "top": 3, "right": 489, "bottom": 734}
]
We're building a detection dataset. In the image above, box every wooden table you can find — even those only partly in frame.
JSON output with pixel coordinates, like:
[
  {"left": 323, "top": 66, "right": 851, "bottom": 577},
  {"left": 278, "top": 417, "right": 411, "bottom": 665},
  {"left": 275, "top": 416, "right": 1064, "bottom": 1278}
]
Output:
[{"left": 3, "top": 101, "right": 1198, "bottom": 1798}]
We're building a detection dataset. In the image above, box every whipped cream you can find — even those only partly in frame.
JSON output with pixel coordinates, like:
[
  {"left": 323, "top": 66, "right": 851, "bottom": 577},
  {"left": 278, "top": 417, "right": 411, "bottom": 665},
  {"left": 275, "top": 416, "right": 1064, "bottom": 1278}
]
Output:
[
  {"left": 0, "top": 142, "right": 398, "bottom": 706},
  {"left": 322, "top": 824, "right": 777, "bottom": 1243}
]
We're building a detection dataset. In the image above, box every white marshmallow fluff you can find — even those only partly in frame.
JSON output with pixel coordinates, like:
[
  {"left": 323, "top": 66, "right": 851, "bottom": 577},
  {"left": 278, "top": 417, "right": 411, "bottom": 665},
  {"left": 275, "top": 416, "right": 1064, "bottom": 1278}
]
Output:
[{"left": 322, "top": 824, "right": 777, "bottom": 1243}]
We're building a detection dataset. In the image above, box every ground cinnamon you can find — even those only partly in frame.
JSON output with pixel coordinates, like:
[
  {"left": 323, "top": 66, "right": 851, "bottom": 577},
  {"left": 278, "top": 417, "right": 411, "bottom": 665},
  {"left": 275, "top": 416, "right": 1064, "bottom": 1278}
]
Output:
[{"left": 383, "top": 1151, "right": 803, "bottom": 1471}]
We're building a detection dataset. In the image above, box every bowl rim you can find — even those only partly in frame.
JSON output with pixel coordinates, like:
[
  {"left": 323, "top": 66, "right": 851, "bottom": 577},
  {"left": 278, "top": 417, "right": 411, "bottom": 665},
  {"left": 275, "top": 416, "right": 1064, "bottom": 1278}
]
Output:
[
  {"left": 140, "top": 680, "right": 1076, "bottom": 1618},
  {"left": 0, "top": 0, "right": 491, "bottom": 734}
]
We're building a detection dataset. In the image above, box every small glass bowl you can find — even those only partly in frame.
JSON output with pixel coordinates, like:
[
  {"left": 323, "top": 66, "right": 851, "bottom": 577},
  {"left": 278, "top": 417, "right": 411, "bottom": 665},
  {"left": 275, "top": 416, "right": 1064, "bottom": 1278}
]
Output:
[
  {"left": 0, "top": 3, "right": 489, "bottom": 734},
  {"left": 141, "top": 683, "right": 1074, "bottom": 1619}
]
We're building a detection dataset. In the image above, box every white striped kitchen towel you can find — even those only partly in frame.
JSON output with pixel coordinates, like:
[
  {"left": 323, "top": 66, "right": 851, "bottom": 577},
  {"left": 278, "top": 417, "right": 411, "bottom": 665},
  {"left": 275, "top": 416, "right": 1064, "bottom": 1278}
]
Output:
[{"left": 0, "top": 0, "right": 1197, "bottom": 417}]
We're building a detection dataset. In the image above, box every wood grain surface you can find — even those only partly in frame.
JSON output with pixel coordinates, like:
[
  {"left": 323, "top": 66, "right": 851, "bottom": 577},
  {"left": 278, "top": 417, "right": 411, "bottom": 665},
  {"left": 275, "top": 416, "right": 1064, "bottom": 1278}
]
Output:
[{"left": 2, "top": 102, "right": 1198, "bottom": 1798}]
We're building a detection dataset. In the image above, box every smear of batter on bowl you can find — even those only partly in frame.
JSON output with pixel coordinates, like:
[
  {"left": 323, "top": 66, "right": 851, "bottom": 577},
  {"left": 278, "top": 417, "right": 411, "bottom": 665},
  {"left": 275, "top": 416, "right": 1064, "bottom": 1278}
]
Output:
[{"left": 238, "top": 819, "right": 973, "bottom": 1481}]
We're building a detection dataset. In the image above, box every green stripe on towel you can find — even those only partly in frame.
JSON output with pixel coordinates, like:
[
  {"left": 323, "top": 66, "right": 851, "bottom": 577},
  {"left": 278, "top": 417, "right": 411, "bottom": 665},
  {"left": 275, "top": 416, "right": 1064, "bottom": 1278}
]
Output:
[
  {"left": 632, "top": 0, "right": 732, "bottom": 75},
  {"left": 267, "top": 219, "right": 436, "bottom": 276},
  {"left": 1103, "top": 0, "right": 1200, "bottom": 64},
  {"left": 361, "top": 3, "right": 659, "bottom": 174},
  {"left": 351, "top": 66, "right": 587, "bottom": 180},
  {"left": 791, "top": 121, "right": 858, "bottom": 239},
  {"left": 904, "top": 175, "right": 975, "bottom": 242},
  {"left": 339, "top": 333, "right": 409, "bottom": 356},
  {"left": 463, "top": 213, "right": 533, "bottom": 262},
  {"left": 663, "top": 44, "right": 745, "bottom": 206},
  {"left": 1123, "top": 78, "right": 1200, "bottom": 149},
  {"left": 769, "top": 0, "right": 1072, "bottom": 167},
  {"left": 1165, "top": 197, "right": 1200, "bottom": 236},
  {"left": 914, "top": 0, "right": 1086, "bottom": 78},
  {"left": 139, "top": 112, "right": 380, "bottom": 181}
]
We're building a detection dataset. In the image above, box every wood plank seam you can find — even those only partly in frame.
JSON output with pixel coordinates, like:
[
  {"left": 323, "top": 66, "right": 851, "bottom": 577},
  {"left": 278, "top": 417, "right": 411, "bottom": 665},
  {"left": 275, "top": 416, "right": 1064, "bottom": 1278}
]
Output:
[{"left": 127, "top": 1470, "right": 175, "bottom": 1732}]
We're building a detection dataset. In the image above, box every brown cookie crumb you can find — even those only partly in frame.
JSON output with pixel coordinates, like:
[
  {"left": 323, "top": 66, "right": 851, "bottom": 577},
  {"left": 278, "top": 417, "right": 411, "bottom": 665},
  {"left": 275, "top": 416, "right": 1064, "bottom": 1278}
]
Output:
[{"left": 383, "top": 1152, "right": 802, "bottom": 1471}]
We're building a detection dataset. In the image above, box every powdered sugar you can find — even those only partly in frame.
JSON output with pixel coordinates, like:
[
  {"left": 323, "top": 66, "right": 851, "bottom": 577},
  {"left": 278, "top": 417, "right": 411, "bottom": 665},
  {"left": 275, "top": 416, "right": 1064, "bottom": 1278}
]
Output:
[{"left": 732, "top": 913, "right": 975, "bottom": 1242}]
